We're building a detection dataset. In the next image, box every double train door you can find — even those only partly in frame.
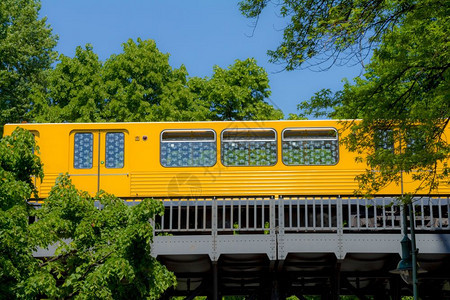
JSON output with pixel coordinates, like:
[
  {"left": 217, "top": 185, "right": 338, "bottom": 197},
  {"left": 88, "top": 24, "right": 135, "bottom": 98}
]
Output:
[{"left": 69, "top": 130, "right": 129, "bottom": 196}]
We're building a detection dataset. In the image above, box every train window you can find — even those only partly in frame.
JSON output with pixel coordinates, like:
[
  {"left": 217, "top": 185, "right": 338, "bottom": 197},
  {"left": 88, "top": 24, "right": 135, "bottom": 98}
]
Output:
[
  {"left": 221, "top": 129, "right": 277, "bottom": 166},
  {"left": 160, "top": 130, "right": 216, "bottom": 167},
  {"left": 30, "top": 131, "right": 39, "bottom": 154},
  {"left": 375, "top": 129, "right": 394, "bottom": 151},
  {"left": 405, "top": 127, "right": 426, "bottom": 151},
  {"left": 74, "top": 133, "right": 93, "bottom": 169},
  {"left": 105, "top": 132, "right": 124, "bottom": 168},
  {"left": 282, "top": 128, "right": 338, "bottom": 165}
]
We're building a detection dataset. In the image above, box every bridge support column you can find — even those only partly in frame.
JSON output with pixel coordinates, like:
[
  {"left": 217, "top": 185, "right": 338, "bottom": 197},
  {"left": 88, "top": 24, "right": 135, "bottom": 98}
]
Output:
[
  {"left": 212, "top": 261, "right": 218, "bottom": 300},
  {"left": 330, "top": 261, "right": 341, "bottom": 300},
  {"left": 270, "top": 279, "right": 279, "bottom": 300},
  {"left": 389, "top": 277, "right": 401, "bottom": 300}
]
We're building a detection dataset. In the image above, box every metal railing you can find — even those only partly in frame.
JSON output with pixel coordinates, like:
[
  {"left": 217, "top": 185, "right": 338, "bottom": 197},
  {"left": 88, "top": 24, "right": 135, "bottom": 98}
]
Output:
[
  {"left": 154, "top": 197, "right": 274, "bottom": 235},
  {"left": 154, "top": 196, "right": 450, "bottom": 235},
  {"left": 281, "top": 196, "right": 339, "bottom": 232}
]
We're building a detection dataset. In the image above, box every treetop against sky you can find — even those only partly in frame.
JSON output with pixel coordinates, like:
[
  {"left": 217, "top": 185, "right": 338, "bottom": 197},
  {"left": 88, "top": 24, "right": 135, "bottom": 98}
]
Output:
[{"left": 38, "top": 0, "right": 364, "bottom": 117}]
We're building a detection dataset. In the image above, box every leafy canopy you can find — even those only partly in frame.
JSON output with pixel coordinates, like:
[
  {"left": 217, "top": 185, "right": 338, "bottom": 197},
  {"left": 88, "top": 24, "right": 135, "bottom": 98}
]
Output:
[
  {"left": 297, "top": 0, "right": 449, "bottom": 196},
  {"left": 0, "top": 129, "right": 175, "bottom": 299},
  {"left": 29, "top": 176, "right": 175, "bottom": 299},
  {"left": 0, "top": 128, "right": 43, "bottom": 298},
  {"left": 33, "top": 39, "right": 283, "bottom": 123},
  {"left": 0, "top": 0, "right": 57, "bottom": 134},
  {"left": 32, "top": 44, "right": 106, "bottom": 123},
  {"left": 190, "top": 58, "right": 283, "bottom": 121},
  {"left": 240, "top": 0, "right": 449, "bottom": 196},
  {"left": 240, "top": 0, "right": 421, "bottom": 71}
]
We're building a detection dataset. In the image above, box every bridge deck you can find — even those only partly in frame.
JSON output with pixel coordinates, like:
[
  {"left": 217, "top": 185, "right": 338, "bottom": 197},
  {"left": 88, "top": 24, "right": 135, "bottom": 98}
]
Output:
[
  {"left": 151, "top": 196, "right": 450, "bottom": 299},
  {"left": 34, "top": 196, "right": 450, "bottom": 298}
]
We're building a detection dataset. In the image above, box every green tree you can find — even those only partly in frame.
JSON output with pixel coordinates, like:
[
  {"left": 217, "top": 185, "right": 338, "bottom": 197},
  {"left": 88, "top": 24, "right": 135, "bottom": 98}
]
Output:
[
  {"left": 0, "top": 128, "right": 43, "bottom": 298},
  {"left": 36, "top": 39, "right": 283, "bottom": 123},
  {"left": 298, "top": 1, "right": 449, "bottom": 196},
  {"left": 0, "top": 0, "right": 57, "bottom": 134},
  {"left": 26, "top": 176, "right": 175, "bottom": 299},
  {"left": 191, "top": 58, "right": 283, "bottom": 120},
  {"left": 32, "top": 44, "right": 106, "bottom": 123},
  {"left": 34, "top": 39, "right": 213, "bottom": 123},
  {"left": 240, "top": 0, "right": 423, "bottom": 71},
  {"left": 0, "top": 129, "right": 175, "bottom": 298},
  {"left": 240, "top": 0, "right": 449, "bottom": 195},
  {"left": 102, "top": 38, "right": 210, "bottom": 122},
  {"left": 155, "top": 76, "right": 212, "bottom": 121}
]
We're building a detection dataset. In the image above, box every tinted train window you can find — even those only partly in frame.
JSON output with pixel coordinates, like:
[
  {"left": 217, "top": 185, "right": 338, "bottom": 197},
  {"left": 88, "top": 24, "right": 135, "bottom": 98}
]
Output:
[
  {"left": 105, "top": 132, "right": 124, "bottom": 168},
  {"left": 221, "top": 129, "right": 277, "bottom": 166},
  {"left": 405, "top": 127, "right": 426, "bottom": 151},
  {"left": 375, "top": 129, "right": 394, "bottom": 151},
  {"left": 282, "top": 128, "right": 338, "bottom": 165},
  {"left": 74, "top": 133, "right": 93, "bottom": 169},
  {"left": 161, "top": 130, "right": 216, "bottom": 167},
  {"left": 29, "top": 131, "right": 40, "bottom": 154}
]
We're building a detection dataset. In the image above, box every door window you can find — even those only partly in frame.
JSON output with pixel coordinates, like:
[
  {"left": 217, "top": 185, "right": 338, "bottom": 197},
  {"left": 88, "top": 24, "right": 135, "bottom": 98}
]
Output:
[
  {"left": 105, "top": 132, "right": 125, "bottom": 168},
  {"left": 74, "top": 133, "right": 93, "bottom": 169}
]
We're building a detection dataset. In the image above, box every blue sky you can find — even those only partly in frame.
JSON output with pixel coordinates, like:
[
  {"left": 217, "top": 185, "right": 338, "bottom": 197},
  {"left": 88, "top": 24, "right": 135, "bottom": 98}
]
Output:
[{"left": 39, "top": 0, "right": 364, "bottom": 118}]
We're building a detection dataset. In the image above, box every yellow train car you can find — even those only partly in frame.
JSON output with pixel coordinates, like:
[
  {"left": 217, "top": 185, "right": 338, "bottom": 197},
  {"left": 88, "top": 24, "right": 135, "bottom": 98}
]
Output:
[{"left": 3, "top": 120, "right": 449, "bottom": 198}]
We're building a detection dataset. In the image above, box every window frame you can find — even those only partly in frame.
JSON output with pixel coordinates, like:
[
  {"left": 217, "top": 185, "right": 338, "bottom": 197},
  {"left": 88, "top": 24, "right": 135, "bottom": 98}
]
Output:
[
  {"left": 220, "top": 128, "right": 278, "bottom": 167},
  {"left": 281, "top": 127, "right": 339, "bottom": 166},
  {"left": 160, "top": 129, "right": 217, "bottom": 168}
]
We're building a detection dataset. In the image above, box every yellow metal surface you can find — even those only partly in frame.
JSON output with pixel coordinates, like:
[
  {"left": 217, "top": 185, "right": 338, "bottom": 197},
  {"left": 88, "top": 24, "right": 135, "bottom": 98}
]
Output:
[{"left": 3, "top": 120, "right": 449, "bottom": 198}]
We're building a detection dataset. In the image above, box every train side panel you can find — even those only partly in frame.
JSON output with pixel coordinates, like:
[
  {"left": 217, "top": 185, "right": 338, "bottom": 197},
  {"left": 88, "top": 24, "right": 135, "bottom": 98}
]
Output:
[
  {"left": 3, "top": 120, "right": 448, "bottom": 198},
  {"left": 127, "top": 121, "right": 369, "bottom": 197}
]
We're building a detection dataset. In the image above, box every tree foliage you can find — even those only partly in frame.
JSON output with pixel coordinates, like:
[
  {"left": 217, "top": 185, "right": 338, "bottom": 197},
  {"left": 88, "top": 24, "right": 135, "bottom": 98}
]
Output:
[
  {"left": 28, "top": 176, "right": 175, "bottom": 299},
  {"left": 0, "top": 0, "right": 57, "bottom": 134},
  {"left": 0, "top": 128, "right": 43, "bottom": 298},
  {"left": 101, "top": 38, "right": 205, "bottom": 122},
  {"left": 0, "top": 129, "right": 175, "bottom": 298},
  {"left": 32, "top": 44, "right": 106, "bottom": 123},
  {"left": 240, "top": 0, "right": 422, "bottom": 70},
  {"left": 190, "top": 58, "right": 283, "bottom": 120},
  {"left": 242, "top": 0, "right": 450, "bottom": 195},
  {"left": 32, "top": 39, "right": 283, "bottom": 123},
  {"left": 299, "top": 0, "right": 449, "bottom": 196}
]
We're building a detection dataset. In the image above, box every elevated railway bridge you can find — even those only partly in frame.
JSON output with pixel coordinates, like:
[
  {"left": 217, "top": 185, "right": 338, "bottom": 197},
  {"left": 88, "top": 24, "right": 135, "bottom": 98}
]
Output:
[
  {"left": 36, "top": 195, "right": 450, "bottom": 299},
  {"left": 8, "top": 120, "right": 449, "bottom": 299}
]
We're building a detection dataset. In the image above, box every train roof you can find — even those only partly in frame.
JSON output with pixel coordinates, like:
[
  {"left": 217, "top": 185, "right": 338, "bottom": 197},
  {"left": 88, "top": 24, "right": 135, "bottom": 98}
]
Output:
[{"left": 5, "top": 119, "right": 354, "bottom": 126}]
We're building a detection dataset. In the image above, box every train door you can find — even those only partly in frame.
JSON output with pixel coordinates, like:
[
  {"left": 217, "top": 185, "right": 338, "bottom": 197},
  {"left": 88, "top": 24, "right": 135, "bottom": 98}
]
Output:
[
  {"left": 98, "top": 130, "right": 130, "bottom": 196},
  {"left": 69, "top": 130, "right": 100, "bottom": 195},
  {"left": 68, "top": 130, "right": 129, "bottom": 196}
]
